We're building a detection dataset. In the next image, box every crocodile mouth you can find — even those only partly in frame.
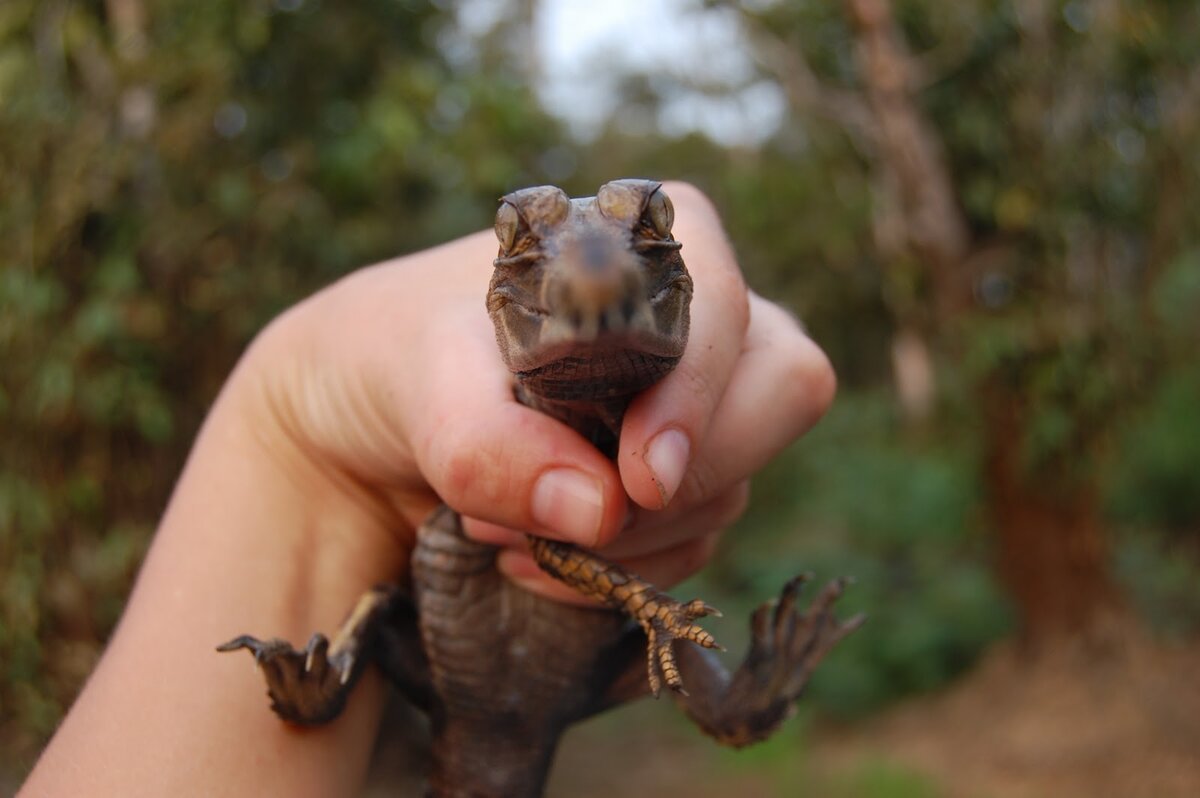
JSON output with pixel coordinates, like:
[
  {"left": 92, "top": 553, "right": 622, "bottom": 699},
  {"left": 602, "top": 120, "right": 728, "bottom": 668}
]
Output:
[{"left": 515, "top": 349, "right": 681, "bottom": 401}]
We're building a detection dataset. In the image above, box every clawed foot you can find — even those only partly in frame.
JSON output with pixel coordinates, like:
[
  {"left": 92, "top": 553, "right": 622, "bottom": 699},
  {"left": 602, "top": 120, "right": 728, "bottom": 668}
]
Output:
[
  {"left": 217, "top": 585, "right": 398, "bottom": 725},
  {"left": 748, "top": 574, "right": 864, "bottom": 692},
  {"left": 525, "top": 535, "right": 727, "bottom": 696},
  {"left": 217, "top": 632, "right": 358, "bottom": 725},
  {"left": 639, "top": 596, "right": 724, "bottom": 696},
  {"left": 696, "top": 574, "right": 865, "bottom": 747}
]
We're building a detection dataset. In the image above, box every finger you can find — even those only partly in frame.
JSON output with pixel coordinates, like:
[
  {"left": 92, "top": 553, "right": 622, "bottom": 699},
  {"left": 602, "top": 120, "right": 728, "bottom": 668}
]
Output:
[
  {"left": 497, "top": 531, "right": 721, "bottom": 606},
  {"left": 667, "top": 293, "right": 836, "bottom": 511},
  {"left": 406, "top": 308, "right": 628, "bottom": 548},
  {"left": 460, "top": 516, "right": 527, "bottom": 548},
  {"left": 618, "top": 182, "right": 750, "bottom": 511},
  {"left": 598, "top": 480, "right": 749, "bottom": 560},
  {"left": 465, "top": 479, "right": 746, "bottom": 560}
]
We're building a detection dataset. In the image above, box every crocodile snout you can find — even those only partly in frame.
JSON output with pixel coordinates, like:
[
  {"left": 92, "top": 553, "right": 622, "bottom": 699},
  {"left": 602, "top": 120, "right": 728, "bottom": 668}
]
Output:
[{"left": 541, "top": 231, "right": 652, "bottom": 342}]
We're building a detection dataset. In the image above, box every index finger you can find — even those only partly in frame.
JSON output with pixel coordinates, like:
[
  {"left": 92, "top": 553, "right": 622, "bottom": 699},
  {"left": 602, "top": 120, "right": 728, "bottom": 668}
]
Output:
[{"left": 617, "top": 181, "right": 749, "bottom": 510}]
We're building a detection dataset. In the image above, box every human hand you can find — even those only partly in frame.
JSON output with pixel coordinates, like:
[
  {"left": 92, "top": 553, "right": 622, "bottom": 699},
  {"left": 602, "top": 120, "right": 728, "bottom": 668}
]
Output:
[{"left": 245, "top": 181, "right": 834, "bottom": 605}]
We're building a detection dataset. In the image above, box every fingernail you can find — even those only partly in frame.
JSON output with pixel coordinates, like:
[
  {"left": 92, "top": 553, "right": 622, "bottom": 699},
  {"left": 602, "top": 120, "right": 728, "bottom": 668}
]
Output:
[
  {"left": 531, "top": 468, "right": 604, "bottom": 546},
  {"left": 643, "top": 428, "right": 690, "bottom": 509}
]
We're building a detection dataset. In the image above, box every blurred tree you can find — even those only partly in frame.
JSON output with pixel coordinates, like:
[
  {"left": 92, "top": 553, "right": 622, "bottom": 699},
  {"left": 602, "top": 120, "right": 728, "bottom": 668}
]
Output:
[
  {"left": 728, "top": 0, "right": 1200, "bottom": 645},
  {"left": 0, "top": 0, "right": 572, "bottom": 772}
]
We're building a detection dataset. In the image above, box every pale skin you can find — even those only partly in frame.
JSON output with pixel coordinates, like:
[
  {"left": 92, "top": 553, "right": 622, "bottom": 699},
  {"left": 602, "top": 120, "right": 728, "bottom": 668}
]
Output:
[{"left": 20, "top": 183, "right": 836, "bottom": 797}]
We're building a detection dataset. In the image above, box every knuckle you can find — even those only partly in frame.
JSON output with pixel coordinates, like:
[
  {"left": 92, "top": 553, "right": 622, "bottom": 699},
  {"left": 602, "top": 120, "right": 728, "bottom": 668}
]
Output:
[
  {"left": 425, "top": 418, "right": 501, "bottom": 506},
  {"left": 430, "top": 425, "right": 476, "bottom": 501},
  {"left": 774, "top": 325, "right": 838, "bottom": 432},
  {"left": 427, "top": 407, "right": 554, "bottom": 520}
]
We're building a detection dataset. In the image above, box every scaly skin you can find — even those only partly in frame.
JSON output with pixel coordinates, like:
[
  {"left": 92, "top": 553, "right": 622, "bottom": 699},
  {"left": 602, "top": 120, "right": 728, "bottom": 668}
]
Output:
[
  {"left": 219, "top": 180, "right": 864, "bottom": 797},
  {"left": 488, "top": 180, "right": 723, "bottom": 696}
]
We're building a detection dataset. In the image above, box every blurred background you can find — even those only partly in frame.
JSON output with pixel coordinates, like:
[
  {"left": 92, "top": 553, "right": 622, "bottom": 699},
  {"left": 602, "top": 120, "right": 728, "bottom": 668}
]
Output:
[{"left": 3, "top": 0, "right": 1199, "bottom": 795}]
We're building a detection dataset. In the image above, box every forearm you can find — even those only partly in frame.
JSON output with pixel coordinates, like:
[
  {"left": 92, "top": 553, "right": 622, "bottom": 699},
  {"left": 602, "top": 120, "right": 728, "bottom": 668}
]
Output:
[{"left": 22, "top": 328, "right": 410, "bottom": 797}]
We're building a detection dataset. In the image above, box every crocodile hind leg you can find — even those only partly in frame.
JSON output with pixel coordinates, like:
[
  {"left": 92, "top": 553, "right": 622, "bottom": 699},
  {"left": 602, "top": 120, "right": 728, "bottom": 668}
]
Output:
[
  {"left": 217, "top": 584, "right": 407, "bottom": 724},
  {"left": 673, "top": 574, "right": 866, "bottom": 746},
  {"left": 577, "top": 574, "right": 865, "bottom": 745},
  {"left": 528, "top": 535, "right": 722, "bottom": 696}
]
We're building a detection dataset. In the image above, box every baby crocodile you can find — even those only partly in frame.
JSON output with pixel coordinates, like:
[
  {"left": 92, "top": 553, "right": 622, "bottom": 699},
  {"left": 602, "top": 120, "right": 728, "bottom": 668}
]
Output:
[{"left": 220, "top": 180, "right": 863, "bottom": 797}]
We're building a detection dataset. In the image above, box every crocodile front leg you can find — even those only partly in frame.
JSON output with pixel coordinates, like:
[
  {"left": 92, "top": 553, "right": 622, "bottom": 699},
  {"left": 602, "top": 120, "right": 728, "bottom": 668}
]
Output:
[
  {"left": 217, "top": 584, "right": 414, "bottom": 724},
  {"left": 528, "top": 536, "right": 722, "bottom": 696}
]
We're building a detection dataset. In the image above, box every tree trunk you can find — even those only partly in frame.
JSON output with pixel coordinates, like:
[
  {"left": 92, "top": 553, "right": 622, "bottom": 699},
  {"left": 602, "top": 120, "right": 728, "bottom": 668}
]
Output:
[
  {"left": 835, "top": 0, "right": 1125, "bottom": 645},
  {"left": 982, "top": 379, "right": 1123, "bottom": 645}
]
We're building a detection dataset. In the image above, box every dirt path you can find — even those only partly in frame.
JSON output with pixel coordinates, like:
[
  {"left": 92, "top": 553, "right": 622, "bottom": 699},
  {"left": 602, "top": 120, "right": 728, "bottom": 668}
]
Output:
[{"left": 812, "top": 632, "right": 1200, "bottom": 798}]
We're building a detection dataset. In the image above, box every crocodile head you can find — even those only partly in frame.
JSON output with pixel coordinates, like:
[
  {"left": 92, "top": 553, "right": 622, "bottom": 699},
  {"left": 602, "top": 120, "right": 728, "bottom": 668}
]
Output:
[{"left": 486, "top": 179, "right": 692, "bottom": 402}]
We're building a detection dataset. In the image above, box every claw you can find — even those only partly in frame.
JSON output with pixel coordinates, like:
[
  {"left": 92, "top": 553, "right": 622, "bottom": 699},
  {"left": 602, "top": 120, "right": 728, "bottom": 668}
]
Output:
[
  {"left": 216, "top": 586, "right": 398, "bottom": 725},
  {"left": 216, "top": 635, "right": 265, "bottom": 654},
  {"left": 785, "top": 572, "right": 815, "bottom": 591},
  {"left": 682, "top": 598, "right": 722, "bottom": 619},
  {"left": 845, "top": 612, "right": 868, "bottom": 631},
  {"left": 305, "top": 634, "right": 330, "bottom": 674},
  {"left": 216, "top": 632, "right": 354, "bottom": 725},
  {"left": 216, "top": 635, "right": 298, "bottom": 670}
]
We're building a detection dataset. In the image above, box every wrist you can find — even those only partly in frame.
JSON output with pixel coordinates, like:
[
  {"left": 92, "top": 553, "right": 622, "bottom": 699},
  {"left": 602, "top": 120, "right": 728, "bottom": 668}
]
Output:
[{"left": 215, "top": 312, "right": 417, "bottom": 593}]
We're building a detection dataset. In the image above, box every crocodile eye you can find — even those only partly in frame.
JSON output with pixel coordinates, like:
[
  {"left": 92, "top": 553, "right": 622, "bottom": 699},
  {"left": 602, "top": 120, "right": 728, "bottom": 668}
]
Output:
[
  {"left": 494, "top": 202, "right": 520, "bottom": 252},
  {"left": 645, "top": 188, "right": 674, "bottom": 237}
]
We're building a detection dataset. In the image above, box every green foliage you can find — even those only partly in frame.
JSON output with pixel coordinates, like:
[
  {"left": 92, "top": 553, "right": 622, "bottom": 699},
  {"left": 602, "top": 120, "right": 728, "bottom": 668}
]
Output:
[
  {"left": 1113, "top": 526, "right": 1200, "bottom": 640},
  {"left": 693, "top": 0, "right": 1200, "bottom": 651},
  {"left": 1150, "top": 249, "right": 1200, "bottom": 341},
  {"left": 0, "top": 0, "right": 574, "bottom": 769},
  {"left": 1109, "top": 367, "right": 1200, "bottom": 531},
  {"left": 691, "top": 394, "right": 1011, "bottom": 717},
  {"left": 704, "top": 715, "right": 941, "bottom": 798}
]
